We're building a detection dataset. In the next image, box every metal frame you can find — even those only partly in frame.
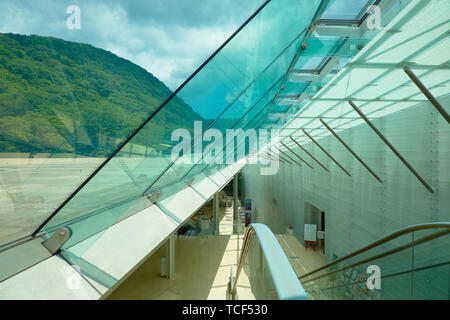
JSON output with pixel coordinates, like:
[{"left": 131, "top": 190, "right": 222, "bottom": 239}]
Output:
[{"left": 277, "top": 148, "right": 303, "bottom": 167}]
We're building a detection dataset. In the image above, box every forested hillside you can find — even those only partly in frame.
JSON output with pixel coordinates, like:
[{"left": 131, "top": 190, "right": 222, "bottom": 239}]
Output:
[{"left": 0, "top": 33, "right": 203, "bottom": 156}]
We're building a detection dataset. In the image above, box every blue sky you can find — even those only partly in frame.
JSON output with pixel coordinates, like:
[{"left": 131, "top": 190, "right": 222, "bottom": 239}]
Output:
[{"left": 0, "top": 0, "right": 263, "bottom": 90}]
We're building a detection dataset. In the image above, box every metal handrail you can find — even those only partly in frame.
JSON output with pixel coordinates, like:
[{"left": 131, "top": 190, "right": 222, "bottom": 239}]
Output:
[
  {"left": 299, "top": 222, "right": 450, "bottom": 283},
  {"left": 305, "top": 260, "right": 450, "bottom": 294},
  {"left": 231, "top": 223, "right": 307, "bottom": 300}
]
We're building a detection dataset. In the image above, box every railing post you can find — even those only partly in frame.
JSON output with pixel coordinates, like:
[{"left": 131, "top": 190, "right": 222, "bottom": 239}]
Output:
[
  {"left": 411, "top": 231, "right": 415, "bottom": 300},
  {"left": 213, "top": 192, "right": 219, "bottom": 235},
  {"left": 233, "top": 174, "right": 239, "bottom": 234},
  {"left": 168, "top": 232, "right": 175, "bottom": 280}
]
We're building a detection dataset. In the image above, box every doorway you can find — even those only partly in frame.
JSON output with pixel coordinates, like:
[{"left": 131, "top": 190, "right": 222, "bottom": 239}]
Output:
[
  {"left": 304, "top": 202, "right": 325, "bottom": 253},
  {"left": 320, "top": 211, "right": 325, "bottom": 254}
]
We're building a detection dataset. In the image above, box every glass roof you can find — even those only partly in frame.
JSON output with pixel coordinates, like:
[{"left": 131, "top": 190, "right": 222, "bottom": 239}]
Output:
[
  {"left": 35, "top": 0, "right": 326, "bottom": 250},
  {"left": 278, "top": 0, "right": 449, "bottom": 149},
  {"left": 320, "top": 0, "right": 375, "bottom": 21}
]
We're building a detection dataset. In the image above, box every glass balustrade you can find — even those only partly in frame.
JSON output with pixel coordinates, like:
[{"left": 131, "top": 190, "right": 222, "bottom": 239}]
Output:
[{"left": 300, "top": 224, "right": 450, "bottom": 300}]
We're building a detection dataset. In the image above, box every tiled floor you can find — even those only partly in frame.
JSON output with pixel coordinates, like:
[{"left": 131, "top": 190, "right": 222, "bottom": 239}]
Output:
[
  {"left": 276, "top": 234, "right": 326, "bottom": 299},
  {"left": 276, "top": 234, "right": 325, "bottom": 278}
]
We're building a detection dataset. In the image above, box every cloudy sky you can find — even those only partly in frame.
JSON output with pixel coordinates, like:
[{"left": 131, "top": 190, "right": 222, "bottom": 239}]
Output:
[{"left": 0, "top": 0, "right": 264, "bottom": 90}]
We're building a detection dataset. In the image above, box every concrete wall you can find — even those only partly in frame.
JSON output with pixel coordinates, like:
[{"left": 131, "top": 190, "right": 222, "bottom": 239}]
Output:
[{"left": 241, "top": 95, "right": 450, "bottom": 296}]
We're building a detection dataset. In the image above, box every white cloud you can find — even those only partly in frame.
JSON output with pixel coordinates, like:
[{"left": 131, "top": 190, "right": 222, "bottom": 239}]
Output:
[{"left": 0, "top": 0, "right": 264, "bottom": 90}]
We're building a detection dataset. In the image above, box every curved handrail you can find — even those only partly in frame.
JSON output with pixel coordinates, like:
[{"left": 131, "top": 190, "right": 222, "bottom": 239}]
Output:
[
  {"left": 299, "top": 222, "right": 450, "bottom": 283},
  {"left": 232, "top": 223, "right": 307, "bottom": 300}
]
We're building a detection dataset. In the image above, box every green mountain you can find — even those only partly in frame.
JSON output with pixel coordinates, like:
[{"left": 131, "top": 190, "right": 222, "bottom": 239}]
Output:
[{"left": 0, "top": 33, "right": 203, "bottom": 156}]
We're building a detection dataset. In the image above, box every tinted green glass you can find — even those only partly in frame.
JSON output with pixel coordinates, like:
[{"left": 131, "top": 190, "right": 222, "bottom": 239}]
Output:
[{"left": 39, "top": 0, "right": 325, "bottom": 250}]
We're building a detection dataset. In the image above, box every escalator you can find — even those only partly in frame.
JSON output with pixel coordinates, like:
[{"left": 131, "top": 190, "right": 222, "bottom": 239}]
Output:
[
  {"left": 299, "top": 223, "right": 450, "bottom": 300},
  {"left": 229, "top": 222, "right": 450, "bottom": 300}
]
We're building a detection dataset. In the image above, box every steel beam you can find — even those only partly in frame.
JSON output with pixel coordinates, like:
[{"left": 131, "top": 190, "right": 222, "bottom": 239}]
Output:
[
  {"left": 279, "top": 155, "right": 293, "bottom": 165},
  {"left": 348, "top": 100, "right": 434, "bottom": 193},
  {"left": 233, "top": 174, "right": 239, "bottom": 234},
  {"left": 213, "top": 193, "right": 219, "bottom": 235},
  {"left": 302, "top": 129, "right": 351, "bottom": 177},
  {"left": 266, "top": 152, "right": 287, "bottom": 164},
  {"left": 320, "top": 118, "right": 383, "bottom": 183},
  {"left": 277, "top": 148, "right": 303, "bottom": 167},
  {"left": 289, "top": 136, "right": 329, "bottom": 172},
  {"left": 280, "top": 141, "right": 314, "bottom": 169},
  {"left": 270, "top": 151, "right": 292, "bottom": 165},
  {"left": 403, "top": 66, "right": 450, "bottom": 125},
  {"left": 261, "top": 154, "right": 279, "bottom": 163}
]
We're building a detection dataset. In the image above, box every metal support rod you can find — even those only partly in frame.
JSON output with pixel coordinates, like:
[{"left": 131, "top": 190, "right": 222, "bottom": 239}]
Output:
[
  {"left": 320, "top": 119, "right": 383, "bottom": 183},
  {"left": 260, "top": 154, "right": 275, "bottom": 161},
  {"left": 348, "top": 100, "right": 434, "bottom": 193},
  {"left": 403, "top": 66, "right": 450, "bottom": 124},
  {"left": 259, "top": 154, "right": 272, "bottom": 161},
  {"left": 289, "top": 136, "right": 329, "bottom": 172},
  {"left": 411, "top": 232, "right": 415, "bottom": 299},
  {"left": 261, "top": 154, "right": 282, "bottom": 165},
  {"left": 267, "top": 152, "right": 290, "bottom": 164},
  {"left": 233, "top": 175, "right": 239, "bottom": 234},
  {"left": 280, "top": 141, "right": 314, "bottom": 169},
  {"left": 277, "top": 148, "right": 303, "bottom": 167},
  {"left": 302, "top": 129, "right": 351, "bottom": 177},
  {"left": 262, "top": 0, "right": 330, "bottom": 125},
  {"left": 213, "top": 193, "right": 219, "bottom": 235},
  {"left": 265, "top": 152, "right": 286, "bottom": 164},
  {"left": 278, "top": 154, "right": 293, "bottom": 165}
]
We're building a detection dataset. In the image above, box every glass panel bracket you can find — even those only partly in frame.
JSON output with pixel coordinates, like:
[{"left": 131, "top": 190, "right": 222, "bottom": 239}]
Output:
[
  {"left": 42, "top": 227, "right": 71, "bottom": 255},
  {"left": 0, "top": 228, "right": 71, "bottom": 283}
]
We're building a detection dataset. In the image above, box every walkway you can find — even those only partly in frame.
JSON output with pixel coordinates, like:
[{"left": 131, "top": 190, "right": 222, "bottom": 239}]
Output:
[{"left": 107, "top": 205, "right": 324, "bottom": 300}]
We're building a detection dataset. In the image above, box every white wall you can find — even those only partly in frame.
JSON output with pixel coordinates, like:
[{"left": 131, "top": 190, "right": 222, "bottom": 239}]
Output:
[{"left": 242, "top": 95, "right": 450, "bottom": 263}]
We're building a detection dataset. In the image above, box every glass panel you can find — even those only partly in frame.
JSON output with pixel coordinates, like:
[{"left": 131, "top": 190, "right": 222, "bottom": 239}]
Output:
[
  {"left": 0, "top": 33, "right": 173, "bottom": 246},
  {"left": 412, "top": 230, "right": 450, "bottom": 300},
  {"left": 301, "top": 227, "right": 450, "bottom": 300},
  {"left": 36, "top": 0, "right": 326, "bottom": 250},
  {"left": 0, "top": 0, "right": 266, "bottom": 247},
  {"left": 321, "top": 0, "right": 374, "bottom": 20},
  {"left": 234, "top": 234, "right": 279, "bottom": 300}
]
